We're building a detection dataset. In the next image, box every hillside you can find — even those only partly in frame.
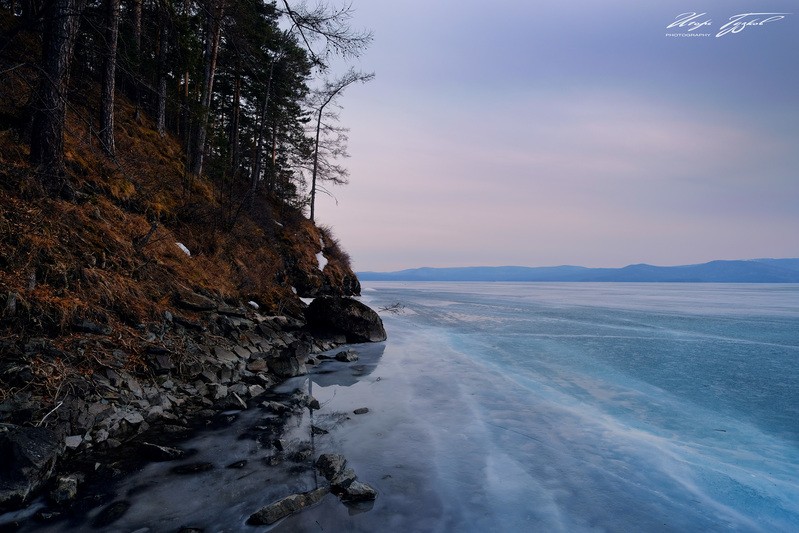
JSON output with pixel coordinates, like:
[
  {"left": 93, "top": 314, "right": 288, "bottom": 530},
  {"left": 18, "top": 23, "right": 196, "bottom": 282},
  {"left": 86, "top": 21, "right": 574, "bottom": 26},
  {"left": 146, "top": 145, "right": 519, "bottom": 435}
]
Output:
[
  {"left": 358, "top": 259, "right": 799, "bottom": 283},
  {"left": 0, "top": 7, "right": 379, "bottom": 516}
]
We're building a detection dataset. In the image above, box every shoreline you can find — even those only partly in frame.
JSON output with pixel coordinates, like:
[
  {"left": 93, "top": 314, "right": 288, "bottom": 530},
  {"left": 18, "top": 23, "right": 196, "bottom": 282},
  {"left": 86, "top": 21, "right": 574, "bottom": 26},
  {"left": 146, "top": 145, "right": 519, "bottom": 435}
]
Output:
[{"left": 0, "top": 294, "right": 386, "bottom": 530}]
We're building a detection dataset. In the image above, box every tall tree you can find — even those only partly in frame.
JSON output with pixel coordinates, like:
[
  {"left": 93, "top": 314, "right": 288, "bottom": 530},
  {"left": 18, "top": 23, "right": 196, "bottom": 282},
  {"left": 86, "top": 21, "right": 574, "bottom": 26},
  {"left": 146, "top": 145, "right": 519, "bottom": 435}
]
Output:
[
  {"left": 30, "top": 0, "right": 87, "bottom": 195},
  {"left": 189, "top": 0, "right": 225, "bottom": 177},
  {"left": 99, "top": 0, "right": 121, "bottom": 155},
  {"left": 155, "top": 0, "right": 171, "bottom": 135},
  {"left": 308, "top": 68, "right": 372, "bottom": 221}
]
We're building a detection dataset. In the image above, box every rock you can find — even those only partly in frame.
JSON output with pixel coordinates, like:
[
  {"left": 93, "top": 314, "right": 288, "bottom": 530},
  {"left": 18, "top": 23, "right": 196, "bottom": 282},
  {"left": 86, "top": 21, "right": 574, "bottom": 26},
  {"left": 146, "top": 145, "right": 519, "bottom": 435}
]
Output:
[
  {"left": 248, "top": 385, "right": 265, "bottom": 398},
  {"left": 353, "top": 407, "right": 369, "bottom": 415},
  {"left": 151, "top": 353, "right": 175, "bottom": 374},
  {"left": 334, "top": 349, "right": 359, "bottom": 362},
  {"left": 269, "top": 341, "right": 309, "bottom": 378},
  {"left": 212, "top": 347, "right": 239, "bottom": 365},
  {"left": 226, "top": 460, "right": 247, "bottom": 469},
  {"left": 330, "top": 468, "right": 357, "bottom": 492},
  {"left": 311, "top": 425, "right": 329, "bottom": 436},
  {"left": 305, "top": 297, "right": 387, "bottom": 343},
  {"left": 49, "top": 475, "right": 79, "bottom": 505},
  {"left": 340, "top": 480, "right": 377, "bottom": 502},
  {"left": 208, "top": 384, "right": 228, "bottom": 400},
  {"left": 247, "top": 487, "right": 329, "bottom": 525},
  {"left": 306, "top": 396, "right": 321, "bottom": 410},
  {"left": 72, "top": 319, "right": 112, "bottom": 335},
  {"left": 247, "top": 358, "right": 267, "bottom": 372},
  {"left": 140, "top": 442, "right": 186, "bottom": 461},
  {"left": 175, "top": 292, "right": 216, "bottom": 312},
  {"left": 315, "top": 453, "right": 347, "bottom": 481},
  {"left": 217, "top": 305, "right": 247, "bottom": 317},
  {"left": 0, "top": 426, "right": 64, "bottom": 510},
  {"left": 64, "top": 435, "right": 83, "bottom": 449}
]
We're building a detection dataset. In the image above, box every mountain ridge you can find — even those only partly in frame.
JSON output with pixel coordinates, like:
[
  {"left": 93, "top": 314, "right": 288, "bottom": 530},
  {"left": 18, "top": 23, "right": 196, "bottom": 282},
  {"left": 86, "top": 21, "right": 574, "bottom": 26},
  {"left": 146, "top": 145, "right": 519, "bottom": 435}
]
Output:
[{"left": 358, "top": 259, "right": 799, "bottom": 283}]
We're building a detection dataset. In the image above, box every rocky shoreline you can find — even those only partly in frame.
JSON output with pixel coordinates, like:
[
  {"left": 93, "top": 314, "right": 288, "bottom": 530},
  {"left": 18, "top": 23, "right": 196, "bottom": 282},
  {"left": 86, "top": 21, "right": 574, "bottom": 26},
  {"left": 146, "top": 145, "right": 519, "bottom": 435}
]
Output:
[{"left": 0, "top": 294, "right": 386, "bottom": 530}]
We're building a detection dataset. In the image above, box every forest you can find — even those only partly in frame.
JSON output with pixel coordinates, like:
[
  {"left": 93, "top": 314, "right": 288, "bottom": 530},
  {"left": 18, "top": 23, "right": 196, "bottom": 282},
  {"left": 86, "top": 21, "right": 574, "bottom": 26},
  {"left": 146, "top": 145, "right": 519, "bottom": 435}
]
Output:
[{"left": 3, "top": 0, "right": 372, "bottom": 212}]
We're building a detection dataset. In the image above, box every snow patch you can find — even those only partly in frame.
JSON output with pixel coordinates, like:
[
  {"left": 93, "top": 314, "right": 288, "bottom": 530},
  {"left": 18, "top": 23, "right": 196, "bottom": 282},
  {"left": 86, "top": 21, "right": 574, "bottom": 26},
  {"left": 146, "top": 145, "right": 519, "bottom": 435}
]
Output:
[
  {"left": 247, "top": 301, "right": 260, "bottom": 310},
  {"left": 300, "top": 297, "right": 315, "bottom": 305},
  {"left": 176, "top": 242, "right": 191, "bottom": 256},
  {"left": 291, "top": 287, "right": 298, "bottom": 294},
  {"left": 316, "top": 237, "right": 328, "bottom": 272}
]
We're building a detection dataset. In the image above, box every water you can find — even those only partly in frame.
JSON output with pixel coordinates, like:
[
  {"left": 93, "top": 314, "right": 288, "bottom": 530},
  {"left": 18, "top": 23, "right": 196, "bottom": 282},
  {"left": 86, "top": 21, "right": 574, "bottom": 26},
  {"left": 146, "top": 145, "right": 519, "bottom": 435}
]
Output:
[{"left": 12, "top": 283, "right": 799, "bottom": 532}]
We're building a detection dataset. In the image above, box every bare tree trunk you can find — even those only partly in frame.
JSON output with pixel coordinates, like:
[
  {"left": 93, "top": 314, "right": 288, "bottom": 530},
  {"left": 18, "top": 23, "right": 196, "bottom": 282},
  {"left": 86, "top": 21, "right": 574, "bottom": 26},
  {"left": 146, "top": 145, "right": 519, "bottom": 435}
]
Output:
[
  {"left": 99, "top": 0, "right": 120, "bottom": 156},
  {"left": 228, "top": 62, "right": 240, "bottom": 174},
  {"left": 156, "top": 1, "right": 169, "bottom": 136},
  {"left": 309, "top": 108, "right": 321, "bottom": 222},
  {"left": 190, "top": 0, "right": 224, "bottom": 177},
  {"left": 30, "top": 0, "right": 85, "bottom": 195},
  {"left": 131, "top": 0, "right": 142, "bottom": 118},
  {"left": 250, "top": 58, "right": 274, "bottom": 193}
]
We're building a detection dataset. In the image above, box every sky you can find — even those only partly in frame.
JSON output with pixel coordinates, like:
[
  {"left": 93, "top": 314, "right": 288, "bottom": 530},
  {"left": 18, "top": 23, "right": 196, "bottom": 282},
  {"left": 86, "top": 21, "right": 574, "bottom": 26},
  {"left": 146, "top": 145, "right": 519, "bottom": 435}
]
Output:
[{"left": 313, "top": 0, "right": 799, "bottom": 272}]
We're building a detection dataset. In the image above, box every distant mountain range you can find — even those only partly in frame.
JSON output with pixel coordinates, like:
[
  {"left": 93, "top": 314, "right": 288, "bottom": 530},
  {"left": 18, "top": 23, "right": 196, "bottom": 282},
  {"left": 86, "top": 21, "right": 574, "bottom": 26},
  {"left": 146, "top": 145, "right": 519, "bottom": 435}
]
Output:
[{"left": 358, "top": 259, "right": 799, "bottom": 283}]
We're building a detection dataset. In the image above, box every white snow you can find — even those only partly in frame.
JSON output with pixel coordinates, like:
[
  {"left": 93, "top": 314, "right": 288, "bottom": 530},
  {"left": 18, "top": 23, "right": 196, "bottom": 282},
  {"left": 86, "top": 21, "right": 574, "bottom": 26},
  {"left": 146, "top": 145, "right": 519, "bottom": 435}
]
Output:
[
  {"left": 316, "top": 237, "right": 328, "bottom": 272},
  {"left": 176, "top": 242, "right": 191, "bottom": 256},
  {"left": 291, "top": 287, "right": 298, "bottom": 294},
  {"left": 247, "top": 301, "right": 259, "bottom": 310},
  {"left": 300, "top": 297, "right": 315, "bottom": 305}
]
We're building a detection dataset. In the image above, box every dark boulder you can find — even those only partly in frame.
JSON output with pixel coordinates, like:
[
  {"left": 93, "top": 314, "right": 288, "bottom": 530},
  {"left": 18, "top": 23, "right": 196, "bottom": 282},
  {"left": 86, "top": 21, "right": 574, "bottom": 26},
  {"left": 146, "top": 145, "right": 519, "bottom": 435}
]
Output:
[
  {"left": 305, "top": 297, "right": 386, "bottom": 343},
  {"left": 0, "top": 426, "right": 63, "bottom": 511}
]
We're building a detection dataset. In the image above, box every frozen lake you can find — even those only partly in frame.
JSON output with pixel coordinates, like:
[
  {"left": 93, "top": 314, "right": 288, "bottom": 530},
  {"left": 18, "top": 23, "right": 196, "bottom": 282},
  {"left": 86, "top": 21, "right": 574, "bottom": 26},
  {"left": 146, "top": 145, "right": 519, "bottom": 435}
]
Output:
[{"left": 278, "top": 282, "right": 799, "bottom": 532}]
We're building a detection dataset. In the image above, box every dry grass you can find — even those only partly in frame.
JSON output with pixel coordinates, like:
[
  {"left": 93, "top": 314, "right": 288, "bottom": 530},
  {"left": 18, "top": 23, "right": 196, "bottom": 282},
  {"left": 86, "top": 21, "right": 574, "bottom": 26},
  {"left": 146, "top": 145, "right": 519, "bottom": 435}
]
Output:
[{"left": 0, "top": 13, "right": 359, "bottom": 414}]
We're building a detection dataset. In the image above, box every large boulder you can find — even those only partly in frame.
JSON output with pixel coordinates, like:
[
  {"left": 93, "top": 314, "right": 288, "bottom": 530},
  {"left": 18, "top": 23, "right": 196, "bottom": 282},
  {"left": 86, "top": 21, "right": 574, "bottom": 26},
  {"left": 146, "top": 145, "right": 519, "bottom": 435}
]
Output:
[
  {"left": 0, "top": 426, "right": 63, "bottom": 511},
  {"left": 305, "top": 297, "right": 387, "bottom": 343}
]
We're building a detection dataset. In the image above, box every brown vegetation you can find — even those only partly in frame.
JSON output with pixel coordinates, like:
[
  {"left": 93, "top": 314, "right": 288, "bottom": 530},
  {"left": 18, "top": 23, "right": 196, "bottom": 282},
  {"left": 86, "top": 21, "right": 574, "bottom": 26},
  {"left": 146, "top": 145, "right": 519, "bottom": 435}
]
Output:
[{"left": 0, "top": 14, "right": 358, "bottom": 407}]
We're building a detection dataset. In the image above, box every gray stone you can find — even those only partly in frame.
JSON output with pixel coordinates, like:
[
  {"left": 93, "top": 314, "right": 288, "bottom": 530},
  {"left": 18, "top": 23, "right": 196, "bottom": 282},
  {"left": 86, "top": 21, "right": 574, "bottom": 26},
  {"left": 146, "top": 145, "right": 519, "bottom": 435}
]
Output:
[
  {"left": 248, "top": 385, "right": 265, "bottom": 397},
  {"left": 232, "top": 345, "right": 251, "bottom": 359},
  {"left": 331, "top": 468, "right": 357, "bottom": 491},
  {"left": 340, "top": 480, "right": 377, "bottom": 502},
  {"left": 334, "top": 350, "right": 359, "bottom": 362},
  {"left": 208, "top": 384, "right": 228, "bottom": 400},
  {"left": 247, "top": 359, "right": 267, "bottom": 373},
  {"left": 213, "top": 347, "right": 239, "bottom": 364},
  {"left": 353, "top": 407, "right": 369, "bottom": 415},
  {"left": 64, "top": 435, "right": 83, "bottom": 449},
  {"left": 315, "top": 453, "right": 347, "bottom": 481},
  {"left": 176, "top": 292, "right": 216, "bottom": 312},
  {"left": 248, "top": 487, "right": 329, "bottom": 525}
]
